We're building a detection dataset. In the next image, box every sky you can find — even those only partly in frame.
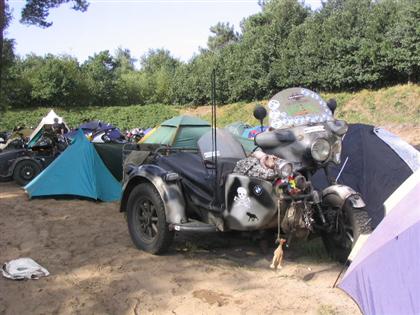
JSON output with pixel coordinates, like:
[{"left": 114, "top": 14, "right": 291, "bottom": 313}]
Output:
[{"left": 6, "top": 0, "right": 322, "bottom": 65}]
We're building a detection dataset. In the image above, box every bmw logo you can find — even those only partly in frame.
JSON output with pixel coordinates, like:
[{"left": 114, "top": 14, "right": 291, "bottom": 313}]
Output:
[{"left": 253, "top": 185, "right": 263, "bottom": 196}]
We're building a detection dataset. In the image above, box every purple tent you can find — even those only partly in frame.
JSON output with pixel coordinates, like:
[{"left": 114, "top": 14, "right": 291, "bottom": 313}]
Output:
[
  {"left": 339, "top": 170, "right": 420, "bottom": 315},
  {"left": 65, "top": 120, "right": 125, "bottom": 142}
]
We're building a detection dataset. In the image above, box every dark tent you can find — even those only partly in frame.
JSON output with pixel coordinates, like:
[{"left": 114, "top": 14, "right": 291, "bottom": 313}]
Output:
[
  {"left": 312, "top": 124, "right": 419, "bottom": 228},
  {"left": 93, "top": 143, "right": 124, "bottom": 181}
]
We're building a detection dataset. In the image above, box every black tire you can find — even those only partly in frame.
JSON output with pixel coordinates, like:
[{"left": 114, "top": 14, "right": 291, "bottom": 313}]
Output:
[
  {"left": 13, "top": 160, "right": 42, "bottom": 186},
  {"left": 126, "top": 183, "right": 174, "bottom": 254},
  {"left": 322, "top": 199, "right": 372, "bottom": 263}
]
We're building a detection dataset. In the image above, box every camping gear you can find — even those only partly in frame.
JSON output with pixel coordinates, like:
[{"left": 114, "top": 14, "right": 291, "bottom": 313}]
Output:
[
  {"left": 28, "top": 110, "right": 69, "bottom": 148},
  {"left": 120, "top": 88, "right": 370, "bottom": 261},
  {"left": 66, "top": 120, "right": 125, "bottom": 143},
  {"left": 2, "top": 258, "right": 49, "bottom": 280},
  {"left": 242, "top": 125, "right": 268, "bottom": 139},
  {"left": 224, "top": 122, "right": 257, "bottom": 153},
  {"left": 339, "top": 169, "right": 420, "bottom": 315},
  {"left": 140, "top": 115, "right": 211, "bottom": 150},
  {"left": 25, "top": 130, "right": 121, "bottom": 202},
  {"left": 93, "top": 143, "right": 124, "bottom": 181},
  {"left": 312, "top": 124, "right": 420, "bottom": 228},
  {"left": 225, "top": 121, "right": 252, "bottom": 137},
  {"left": 0, "top": 129, "right": 33, "bottom": 152}
]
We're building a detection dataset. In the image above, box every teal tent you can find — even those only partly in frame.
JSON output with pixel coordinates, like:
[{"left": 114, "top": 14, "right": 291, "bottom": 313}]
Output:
[{"left": 25, "top": 130, "right": 122, "bottom": 202}]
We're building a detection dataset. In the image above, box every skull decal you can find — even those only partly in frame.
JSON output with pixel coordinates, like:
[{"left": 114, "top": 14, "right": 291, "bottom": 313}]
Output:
[{"left": 234, "top": 187, "right": 251, "bottom": 209}]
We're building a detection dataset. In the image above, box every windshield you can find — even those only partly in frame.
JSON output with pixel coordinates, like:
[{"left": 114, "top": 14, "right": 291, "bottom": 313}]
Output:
[{"left": 268, "top": 87, "right": 333, "bottom": 129}]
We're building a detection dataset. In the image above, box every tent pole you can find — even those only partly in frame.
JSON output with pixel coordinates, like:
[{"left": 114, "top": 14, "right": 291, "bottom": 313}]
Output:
[{"left": 332, "top": 259, "right": 349, "bottom": 288}]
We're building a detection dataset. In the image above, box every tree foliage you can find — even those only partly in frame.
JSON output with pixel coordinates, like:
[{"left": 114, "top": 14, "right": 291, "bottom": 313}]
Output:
[
  {"left": 20, "top": 0, "right": 88, "bottom": 27},
  {"left": 1, "top": 0, "right": 418, "bottom": 110}
]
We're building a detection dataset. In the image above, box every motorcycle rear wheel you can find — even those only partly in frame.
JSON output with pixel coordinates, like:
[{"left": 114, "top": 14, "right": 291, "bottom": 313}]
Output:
[{"left": 322, "top": 199, "right": 372, "bottom": 264}]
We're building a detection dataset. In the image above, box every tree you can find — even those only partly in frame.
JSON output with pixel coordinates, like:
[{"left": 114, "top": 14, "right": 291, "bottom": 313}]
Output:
[
  {"left": 114, "top": 47, "right": 136, "bottom": 75},
  {"left": 385, "top": 0, "right": 420, "bottom": 83},
  {"left": 0, "top": 1, "right": 11, "bottom": 110},
  {"left": 20, "top": 0, "right": 88, "bottom": 27},
  {"left": 207, "top": 22, "right": 239, "bottom": 51},
  {"left": 83, "top": 50, "right": 117, "bottom": 106},
  {"left": 140, "top": 49, "right": 180, "bottom": 104},
  {"left": 0, "top": 0, "right": 88, "bottom": 111}
]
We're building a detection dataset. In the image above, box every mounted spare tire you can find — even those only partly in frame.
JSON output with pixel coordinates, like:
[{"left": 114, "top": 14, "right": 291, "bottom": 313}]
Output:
[
  {"left": 322, "top": 199, "right": 372, "bottom": 263},
  {"left": 126, "top": 183, "right": 174, "bottom": 254},
  {"left": 13, "top": 160, "right": 42, "bottom": 186}
]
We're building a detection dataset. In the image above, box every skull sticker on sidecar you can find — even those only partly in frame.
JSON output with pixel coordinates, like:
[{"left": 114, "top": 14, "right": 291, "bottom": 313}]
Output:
[{"left": 234, "top": 187, "right": 251, "bottom": 209}]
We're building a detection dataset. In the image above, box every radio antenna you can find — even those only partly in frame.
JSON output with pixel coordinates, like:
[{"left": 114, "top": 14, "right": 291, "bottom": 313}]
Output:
[{"left": 211, "top": 68, "right": 218, "bottom": 205}]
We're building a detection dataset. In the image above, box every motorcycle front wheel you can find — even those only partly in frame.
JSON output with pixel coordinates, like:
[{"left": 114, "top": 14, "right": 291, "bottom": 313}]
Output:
[{"left": 321, "top": 199, "right": 372, "bottom": 263}]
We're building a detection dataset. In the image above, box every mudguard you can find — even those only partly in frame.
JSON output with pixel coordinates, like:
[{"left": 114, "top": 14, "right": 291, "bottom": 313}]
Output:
[
  {"left": 120, "top": 164, "right": 187, "bottom": 224},
  {"left": 322, "top": 184, "right": 366, "bottom": 209}
]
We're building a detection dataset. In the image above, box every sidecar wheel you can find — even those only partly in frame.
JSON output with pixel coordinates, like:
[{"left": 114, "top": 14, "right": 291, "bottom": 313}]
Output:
[
  {"left": 13, "top": 160, "right": 41, "bottom": 186},
  {"left": 126, "top": 183, "right": 174, "bottom": 254},
  {"left": 322, "top": 200, "right": 372, "bottom": 263}
]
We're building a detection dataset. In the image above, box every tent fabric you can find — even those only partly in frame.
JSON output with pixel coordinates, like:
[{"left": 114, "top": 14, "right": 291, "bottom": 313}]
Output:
[
  {"left": 25, "top": 130, "right": 121, "bottom": 202},
  {"left": 66, "top": 120, "right": 125, "bottom": 143},
  {"left": 339, "top": 170, "right": 420, "bottom": 315},
  {"left": 225, "top": 122, "right": 252, "bottom": 137},
  {"left": 162, "top": 115, "right": 210, "bottom": 127},
  {"left": 28, "top": 110, "right": 68, "bottom": 146},
  {"left": 242, "top": 126, "right": 268, "bottom": 139},
  {"left": 141, "top": 115, "right": 211, "bottom": 150},
  {"left": 312, "top": 124, "right": 416, "bottom": 228},
  {"left": 143, "top": 126, "right": 177, "bottom": 146},
  {"left": 374, "top": 127, "right": 420, "bottom": 172},
  {"left": 93, "top": 143, "right": 124, "bottom": 181}
]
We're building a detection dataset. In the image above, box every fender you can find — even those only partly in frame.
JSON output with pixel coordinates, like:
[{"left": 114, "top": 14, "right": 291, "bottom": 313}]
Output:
[
  {"left": 7, "top": 156, "right": 43, "bottom": 178},
  {"left": 120, "top": 164, "right": 187, "bottom": 224},
  {"left": 322, "top": 184, "right": 366, "bottom": 209}
]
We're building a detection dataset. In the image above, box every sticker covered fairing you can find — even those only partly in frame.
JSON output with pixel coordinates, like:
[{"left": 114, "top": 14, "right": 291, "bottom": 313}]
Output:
[{"left": 268, "top": 87, "right": 333, "bottom": 130}]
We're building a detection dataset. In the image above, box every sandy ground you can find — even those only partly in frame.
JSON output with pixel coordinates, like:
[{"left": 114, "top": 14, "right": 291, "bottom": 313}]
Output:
[{"left": 0, "top": 182, "right": 360, "bottom": 315}]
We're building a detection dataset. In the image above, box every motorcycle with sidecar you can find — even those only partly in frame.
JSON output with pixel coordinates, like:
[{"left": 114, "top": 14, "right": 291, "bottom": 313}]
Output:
[
  {"left": 0, "top": 132, "right": 68, "bottom": 186},
  {"left": 120, "top": 88, "right": 372, "bottom": 262}
]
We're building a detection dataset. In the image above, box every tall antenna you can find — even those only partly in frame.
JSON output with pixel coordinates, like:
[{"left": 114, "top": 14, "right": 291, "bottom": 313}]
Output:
[{"left": 211, "top": 68, "right": 218, "bottom": 205}]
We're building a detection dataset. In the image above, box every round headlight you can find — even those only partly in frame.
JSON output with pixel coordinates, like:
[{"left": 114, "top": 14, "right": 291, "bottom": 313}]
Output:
[
  {"left": 311, "top": 138, "right": 331, "bottom": 162},
  {"left": 331, "top": 140, "right": 342, "bottom": 164},
  {"left": 275, "top": 160, "right": 293, "bottom": 178}
]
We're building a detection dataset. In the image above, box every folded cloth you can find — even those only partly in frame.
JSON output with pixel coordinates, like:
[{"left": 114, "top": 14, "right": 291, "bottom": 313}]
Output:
[{"left": 2, "top": 258, "right": 49, "bottom": 280}]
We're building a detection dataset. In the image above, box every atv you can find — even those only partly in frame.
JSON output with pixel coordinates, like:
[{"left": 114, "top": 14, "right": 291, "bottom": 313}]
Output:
[{"left": 120, "top": 88, "right": 372, "bottom": 262}]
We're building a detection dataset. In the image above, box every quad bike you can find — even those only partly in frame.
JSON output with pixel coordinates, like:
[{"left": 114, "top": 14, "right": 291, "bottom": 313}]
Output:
[{"left": 120, "top": 88, "right": 372, "bottom": 262}]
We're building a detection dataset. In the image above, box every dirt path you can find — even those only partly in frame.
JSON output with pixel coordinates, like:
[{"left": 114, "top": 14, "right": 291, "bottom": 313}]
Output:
[{"left": 0, "top": 183, "right": 360, "bottom": 315}]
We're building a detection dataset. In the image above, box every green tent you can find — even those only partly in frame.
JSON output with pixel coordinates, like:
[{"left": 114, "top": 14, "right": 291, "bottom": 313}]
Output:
[
  {"left": 25, "top": 130, "right": 122, "bottom": 202},
  {"left": 141, "top": 115, "right": 211, "bottom": 150}
]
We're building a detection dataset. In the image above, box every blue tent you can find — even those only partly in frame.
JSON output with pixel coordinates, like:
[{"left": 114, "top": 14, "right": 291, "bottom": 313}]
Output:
[{"left": 25, "top": 130, "right": 122, "bottom": 202}]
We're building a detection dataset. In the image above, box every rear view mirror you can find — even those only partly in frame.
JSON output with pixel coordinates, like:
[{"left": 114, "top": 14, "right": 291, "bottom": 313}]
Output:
[
  {"left": 253, "top": 105, "right": 267, "bottom": 126},
  {"left": 327, "top": 99, "right": 337, "bottom": 114}
]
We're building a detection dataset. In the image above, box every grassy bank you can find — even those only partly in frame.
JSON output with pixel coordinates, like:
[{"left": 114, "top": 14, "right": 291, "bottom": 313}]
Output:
[{"left": 0, "top": 84, "right": 418, "bottom": 131}]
